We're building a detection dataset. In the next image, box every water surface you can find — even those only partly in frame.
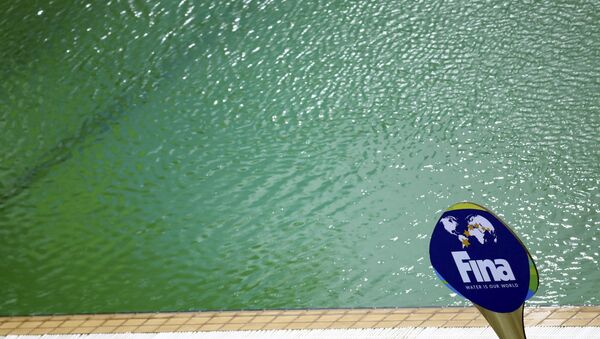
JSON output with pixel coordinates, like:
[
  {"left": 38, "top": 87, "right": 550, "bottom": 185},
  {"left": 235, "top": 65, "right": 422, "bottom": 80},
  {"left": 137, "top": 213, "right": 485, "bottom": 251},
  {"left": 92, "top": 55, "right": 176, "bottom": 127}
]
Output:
[{"left": 1, "top": 0, "right": 599, "bottom": 315}]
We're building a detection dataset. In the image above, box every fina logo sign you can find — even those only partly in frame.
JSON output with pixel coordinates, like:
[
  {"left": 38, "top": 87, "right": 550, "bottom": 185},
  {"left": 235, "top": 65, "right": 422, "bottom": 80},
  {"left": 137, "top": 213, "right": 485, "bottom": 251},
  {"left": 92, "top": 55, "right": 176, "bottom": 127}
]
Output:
[
  {"left": 440, "top": 214, "right": 516, "bottom": 284},
  {"left": 452, "top": 251, "right": 515, "bottom": 283},
  {"left": 430, "top": 202, "right": 537, "bottom": 314}
]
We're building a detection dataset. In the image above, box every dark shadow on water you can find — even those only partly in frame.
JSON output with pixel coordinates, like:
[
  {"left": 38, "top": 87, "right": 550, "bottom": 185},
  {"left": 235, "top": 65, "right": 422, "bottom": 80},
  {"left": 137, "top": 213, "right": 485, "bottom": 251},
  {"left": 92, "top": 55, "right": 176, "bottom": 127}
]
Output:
[{"left": 0, "top": 72, "right": 156, "bottom": 207}]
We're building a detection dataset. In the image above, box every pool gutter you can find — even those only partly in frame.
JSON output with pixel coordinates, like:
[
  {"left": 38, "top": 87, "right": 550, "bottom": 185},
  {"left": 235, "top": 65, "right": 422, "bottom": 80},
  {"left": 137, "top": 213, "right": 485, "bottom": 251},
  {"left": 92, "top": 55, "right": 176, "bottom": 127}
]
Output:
[{"left": 1, "top": 306, "right": 598, "bottom": 337}]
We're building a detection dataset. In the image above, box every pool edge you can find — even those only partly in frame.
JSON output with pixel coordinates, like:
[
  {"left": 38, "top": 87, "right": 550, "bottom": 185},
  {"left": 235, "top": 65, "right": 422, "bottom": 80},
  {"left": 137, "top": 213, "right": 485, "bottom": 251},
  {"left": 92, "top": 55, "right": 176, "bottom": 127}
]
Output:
[{"left": 1, "top": 306, "right": 599, "bottom": 335}]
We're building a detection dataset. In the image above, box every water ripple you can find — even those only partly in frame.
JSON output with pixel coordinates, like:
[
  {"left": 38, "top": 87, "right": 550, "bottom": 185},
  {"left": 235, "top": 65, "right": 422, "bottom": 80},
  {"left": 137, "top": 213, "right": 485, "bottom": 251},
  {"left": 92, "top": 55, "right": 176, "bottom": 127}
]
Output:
[{"left": 1, "top": 0, "right": 599, "bottom": 314}]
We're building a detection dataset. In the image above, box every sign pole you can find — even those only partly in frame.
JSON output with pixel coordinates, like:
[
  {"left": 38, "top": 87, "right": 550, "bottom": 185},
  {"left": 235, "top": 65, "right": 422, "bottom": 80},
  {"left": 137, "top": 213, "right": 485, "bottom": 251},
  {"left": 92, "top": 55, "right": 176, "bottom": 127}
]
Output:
[{"left": 475, "top": 304, "right": 526, "bottom": 339}]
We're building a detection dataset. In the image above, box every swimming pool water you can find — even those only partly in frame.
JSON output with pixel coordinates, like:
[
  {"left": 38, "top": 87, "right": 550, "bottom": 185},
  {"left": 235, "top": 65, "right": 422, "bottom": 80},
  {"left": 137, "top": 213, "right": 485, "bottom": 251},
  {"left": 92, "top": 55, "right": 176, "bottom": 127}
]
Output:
[{"left": 1, "top": 0, "right": 599, "bottom": 315}]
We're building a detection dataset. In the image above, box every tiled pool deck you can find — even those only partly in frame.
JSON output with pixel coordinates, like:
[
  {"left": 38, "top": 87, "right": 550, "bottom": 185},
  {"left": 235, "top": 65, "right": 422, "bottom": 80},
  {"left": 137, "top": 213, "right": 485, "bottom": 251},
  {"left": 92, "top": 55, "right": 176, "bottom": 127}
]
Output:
[{"left": 1, "top": 306, "right": 599, "bottom": 336}]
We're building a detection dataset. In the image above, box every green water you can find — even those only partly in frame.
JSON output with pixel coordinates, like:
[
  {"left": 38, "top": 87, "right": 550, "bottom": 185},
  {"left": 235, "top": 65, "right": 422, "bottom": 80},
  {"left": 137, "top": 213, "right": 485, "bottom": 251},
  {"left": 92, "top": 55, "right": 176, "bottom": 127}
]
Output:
[{"left": 1, "top": 0, "right": 599, "bottom": 316}]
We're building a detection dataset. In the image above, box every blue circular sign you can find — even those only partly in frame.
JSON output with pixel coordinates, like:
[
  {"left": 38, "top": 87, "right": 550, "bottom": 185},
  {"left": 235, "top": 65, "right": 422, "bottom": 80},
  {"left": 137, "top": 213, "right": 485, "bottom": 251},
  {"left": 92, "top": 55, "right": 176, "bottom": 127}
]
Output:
[{"left": 429, "top": 202, "right": 535, "bottom": 313}]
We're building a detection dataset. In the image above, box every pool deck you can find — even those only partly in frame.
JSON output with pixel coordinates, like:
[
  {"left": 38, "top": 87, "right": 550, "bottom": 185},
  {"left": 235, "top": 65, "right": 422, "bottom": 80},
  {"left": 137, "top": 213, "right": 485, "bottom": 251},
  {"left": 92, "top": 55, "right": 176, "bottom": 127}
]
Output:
[{"left": 1, "top": 306, "right": 599, "bottom": 336}]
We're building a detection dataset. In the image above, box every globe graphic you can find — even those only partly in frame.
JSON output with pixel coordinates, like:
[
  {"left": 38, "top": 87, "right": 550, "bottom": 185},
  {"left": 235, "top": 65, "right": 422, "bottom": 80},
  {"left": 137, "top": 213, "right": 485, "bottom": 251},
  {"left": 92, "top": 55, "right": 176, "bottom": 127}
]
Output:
[{"left": 439, "top": 215, "right": 498, "bottom": 248}]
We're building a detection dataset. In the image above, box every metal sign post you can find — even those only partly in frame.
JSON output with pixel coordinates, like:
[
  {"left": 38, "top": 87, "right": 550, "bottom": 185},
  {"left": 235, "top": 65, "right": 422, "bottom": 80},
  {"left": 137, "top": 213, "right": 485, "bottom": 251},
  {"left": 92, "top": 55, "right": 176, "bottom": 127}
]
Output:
[{"left": 429, "top": 202, "right": 539, "bottom": 339}]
